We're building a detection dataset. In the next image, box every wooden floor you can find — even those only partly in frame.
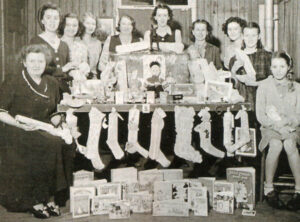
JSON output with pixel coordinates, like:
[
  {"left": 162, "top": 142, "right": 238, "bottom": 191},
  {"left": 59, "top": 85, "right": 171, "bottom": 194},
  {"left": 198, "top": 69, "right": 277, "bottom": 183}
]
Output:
[{"left": 1, "top": 201, "right": 299, "bottom": 222}]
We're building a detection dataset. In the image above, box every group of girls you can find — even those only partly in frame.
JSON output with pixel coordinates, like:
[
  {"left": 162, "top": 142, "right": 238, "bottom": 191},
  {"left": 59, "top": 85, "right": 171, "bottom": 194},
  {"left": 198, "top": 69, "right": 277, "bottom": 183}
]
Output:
[{"left": 0, "top": 1, "right": 299, "bottom": 219}]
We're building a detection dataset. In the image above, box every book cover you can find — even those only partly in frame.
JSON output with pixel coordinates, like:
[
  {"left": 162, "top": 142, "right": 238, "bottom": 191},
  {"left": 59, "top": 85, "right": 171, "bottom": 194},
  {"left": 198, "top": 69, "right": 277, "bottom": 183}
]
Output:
[
  {"left": 125, "top": 192, "right": 153, "bottom": 213},
  {"left": 138, "top": 169, "right": 164, "bottom": 193},
  {"left": 153, "top": 181, "right": 172, "bottom": 201},
  {"left": 213, "top": 181, "right": 234, "bottom": 214},
  {"left": 198, "top": 177, "right": 215, "bottom": 207},
  {"left": 226, "top": 167, "right": 256, "bottom": 210},
  {"left": 111, "top": 167, "right": 138, "bottom": 183},
  {"left": 171, "top": 179, "right": 190, "bottom": 202},
  {"left": 152, "top": 200, "right": 189, "bottom": 217},
  {"left": 70, "top": 186, "right": 95, "bottom": 213},
  {"left": 98, "top": 182, "right": 122, "bottom": 200},
  {"left": 158, "top": 169, "right": 183, "bottom": 181},
  {"left": 109, "top": 201, "right": 131, "bottom": 219},
  {"left": 188, "top": 186, "right": 207, "bottom": 210},
  {"left": 121, "top": 182, "right": 140, "bottom": 200},
  {"left": 73, "top": 170, "right": 94, "bottom": 186},
  {"left": 72, "top": 194, "right": 90, "bottom": 218},
  {"left": 194, "top": 197, "right": 208, "bottom": 216},
  {"left": 92, "top": 195, "right": 119, "bottom": 215},
  {"left": 235, "top": 128, "right": 257, "bottom": 157}
]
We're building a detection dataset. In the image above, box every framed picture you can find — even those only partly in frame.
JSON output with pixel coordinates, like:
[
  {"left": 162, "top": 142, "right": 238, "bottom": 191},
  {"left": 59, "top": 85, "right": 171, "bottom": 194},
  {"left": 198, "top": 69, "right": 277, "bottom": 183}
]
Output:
[
  {"left": 72, "top": 195, "right": 90, "bottom": 218},
  {"left": 235, "top": 127, "right": 257, "bottom": 157},
  {"left": 204, "top": 80, "right": 232, "bottom": 102},
  {"left": 143, "top": 55, "right": 166, "bottom": 84}
]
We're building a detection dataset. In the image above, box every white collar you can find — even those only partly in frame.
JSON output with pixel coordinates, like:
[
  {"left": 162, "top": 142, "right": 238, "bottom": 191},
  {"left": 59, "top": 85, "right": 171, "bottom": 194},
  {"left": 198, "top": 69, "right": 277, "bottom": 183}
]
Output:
[{"left": 156, "top": 26, "right": 172, "bottom": 36}]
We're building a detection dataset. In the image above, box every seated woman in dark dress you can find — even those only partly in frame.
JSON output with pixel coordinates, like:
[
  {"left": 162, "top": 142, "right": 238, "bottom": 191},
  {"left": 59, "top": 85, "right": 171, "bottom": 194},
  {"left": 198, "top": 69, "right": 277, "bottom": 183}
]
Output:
[
  {"left": 30, "top": 2, "right": 75, "bottom": 94},
  {"left": 0, "top": 44, "right": 74, "bottom": 219},
  {"left": 99, "top": 15, "right": 142, "bottom": 72}
]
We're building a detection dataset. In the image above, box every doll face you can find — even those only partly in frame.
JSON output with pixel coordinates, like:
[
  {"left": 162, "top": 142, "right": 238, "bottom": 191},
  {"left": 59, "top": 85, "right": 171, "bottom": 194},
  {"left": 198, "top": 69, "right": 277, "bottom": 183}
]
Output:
[
  {"left": 83, "top": 16, "right": 96, "bottom": 35},
  {"left": 119, "top": 17, "right": 133, "bottom": 35},
  {"left": 23, "top": 52, "right": 46, "bottom": 78},
  {"left": 42, "top": 9, "right": 60, "bottom": 32},
  {"left": 271, "top": 58, "right": 289, "bottom": 80},
  {"left": 243, "top": 27, "right": 259, "bottom": 49},
  {"left": 192, "top": 23, "right": 207, "bottom": 42},
  {"left": 227, "top": 22, "right": 242, "bottom": 41},
  {"left": 64, "top": 17, "right": 79, "bottom": 38},
  {"left": 150, "top": 64, "right": 161, "bottom": 77},
  {"left": 154, "top": 8, "right": 169, "bottom": 27}
]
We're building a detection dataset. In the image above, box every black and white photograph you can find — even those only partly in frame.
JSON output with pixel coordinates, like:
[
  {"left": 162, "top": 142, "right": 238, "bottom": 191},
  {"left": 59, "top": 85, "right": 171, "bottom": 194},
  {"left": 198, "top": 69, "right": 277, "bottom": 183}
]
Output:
[{"left": 0, "top": 0, "right": 299, "bottom": 221}]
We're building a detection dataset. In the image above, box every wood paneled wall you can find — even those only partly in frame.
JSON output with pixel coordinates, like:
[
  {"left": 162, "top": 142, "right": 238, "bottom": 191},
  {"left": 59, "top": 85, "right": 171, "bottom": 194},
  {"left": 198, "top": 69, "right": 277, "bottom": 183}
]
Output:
[{"left": 277, "top": 0, "right": 300, "bottom": 80}]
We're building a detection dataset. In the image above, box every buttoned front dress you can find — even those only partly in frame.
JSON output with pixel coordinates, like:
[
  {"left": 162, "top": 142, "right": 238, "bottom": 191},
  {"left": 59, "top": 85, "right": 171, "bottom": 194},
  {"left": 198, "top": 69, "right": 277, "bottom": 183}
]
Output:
[{"left": 0, "top": 71, "right": 70, "bottom": 212}]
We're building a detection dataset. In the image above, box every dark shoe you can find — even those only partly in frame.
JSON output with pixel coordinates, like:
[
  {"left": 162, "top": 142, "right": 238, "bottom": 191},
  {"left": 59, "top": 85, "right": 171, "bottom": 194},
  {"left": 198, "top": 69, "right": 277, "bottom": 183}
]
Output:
[
  {"left": 286, "top": 193, "right": 300, "bottom": 211},
  {"left": 265, "top": 190, "right": 285, "bottom": 210},
  {"left": 30, "top": 205, "right": 50, "bottom": 219},
  {"left": 46, "top": 202, "right": 61, "bottom": 216}
]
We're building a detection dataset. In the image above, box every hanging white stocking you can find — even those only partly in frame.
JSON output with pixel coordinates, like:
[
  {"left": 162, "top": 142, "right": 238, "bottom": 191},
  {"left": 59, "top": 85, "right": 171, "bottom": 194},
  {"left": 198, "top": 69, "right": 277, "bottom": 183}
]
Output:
[
  {"left": 223, "top": 108, "right": 235, "bottom": 157},
  {"left": 194, "top": 107, "right": 225, "bottom": 158},
  {"left": 125, "top": 106, "right": 149, "bottom": 158},
  {"left": 106, "top": 108, "right": 124, "bottom": 159},
  {"left": 228, "top": 106, "right": 251, "bottom": 153},
  {"left": 148, "top": 108, "right": 171, "bottom": 167},
  {"left": 174, "top": 106, "right": 203, "bottom": 163},
  {"left": 86, "top": 107, "right": 106, "bottom": 170}
]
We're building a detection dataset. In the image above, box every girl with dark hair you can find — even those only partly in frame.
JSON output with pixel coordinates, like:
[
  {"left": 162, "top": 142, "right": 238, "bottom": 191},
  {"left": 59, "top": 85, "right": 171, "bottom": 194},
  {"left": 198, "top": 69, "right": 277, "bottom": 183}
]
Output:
[
  {"left": 222, "top": 17, "right": 247, "bottom": 69},
  {"left": 144, "top": 4, "right": 184, "bottom": 53},
  {"left": 187, "top": 19, "right": 222, "bottom": 69},
  {"left": 229, "top": 22, "right": 272, "bottom": 106},
  {"left": 256, "top": 51, "right": 300, "bottom": 211},
  {"left": 0, "top": 44, "right": 73, "bottom": 218},
  {"left": 30, "top": 2, "right": 75, "bottom": 93},
  {"left": 60, "top": 13, "right": 89, "bottom": 80},
  {"left": 99, "top": 15, "right": 142, "bottom": 72},
  {"left": 81, "top": 12, "right": 102, "bottom": 78}
]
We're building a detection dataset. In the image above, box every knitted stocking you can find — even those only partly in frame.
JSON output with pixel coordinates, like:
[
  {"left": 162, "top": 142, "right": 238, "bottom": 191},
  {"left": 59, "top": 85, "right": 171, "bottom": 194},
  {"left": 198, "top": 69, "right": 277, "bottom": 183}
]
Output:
[
  {"left": 174, "top": 106, "right": 203, "bottom": 163},
  {"left": 148, "top": 108, "right": 171, "bottom": 167},
  {"left": 106, "top": 108, "right": 124, "bottom": 160},
  {"left": 125, "top": 106, "right": 149, "bottom": 158},
  {"left": 86, "top": 107, "right": 105, "bottom": 170},
  {"left": 194, "top": 108, "right": 225, "bottom": 158},
  {"left": 223, "top": 108, "right": 235, "bottom": 157},
  {"left": 228, "top": 107, "right": 250, "bottom": 153}
]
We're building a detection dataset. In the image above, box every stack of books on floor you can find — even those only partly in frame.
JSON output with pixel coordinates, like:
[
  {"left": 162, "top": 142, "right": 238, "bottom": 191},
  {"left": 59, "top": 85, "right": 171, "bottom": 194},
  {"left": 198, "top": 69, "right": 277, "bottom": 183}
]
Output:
[{"left": 70, "top": 167, "right": 255, "bottom": 219}]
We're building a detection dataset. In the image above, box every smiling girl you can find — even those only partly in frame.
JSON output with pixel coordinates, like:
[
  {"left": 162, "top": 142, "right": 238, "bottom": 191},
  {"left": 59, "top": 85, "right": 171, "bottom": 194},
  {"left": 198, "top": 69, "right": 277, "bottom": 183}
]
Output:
[
  {"left": 256, "top": 51, "right": 300, "bottom": 211},
  {"left": 229, "top": 22, "right": 272, "bottom": 106},
  {"left": 222, "top": 17, "right": 247, "bottom": 69},
  {"left": 30, "top": 2, "right": 75, "bottom": 94},
  {"left": 80, "top": 12, "right": 102, "bottom": 78},
  {"left": 144, "top": 4, "right": 184, "bottom": 53}
]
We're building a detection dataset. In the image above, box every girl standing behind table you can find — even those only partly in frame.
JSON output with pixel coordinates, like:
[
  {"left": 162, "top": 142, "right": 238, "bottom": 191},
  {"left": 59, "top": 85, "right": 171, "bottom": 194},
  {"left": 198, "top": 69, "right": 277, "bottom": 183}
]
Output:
[
  {"left": 229, "top": 22, "right": 272, "bottom": 106},
  {"left": 222, "top": 17, "right": 247, "bottom": 69},
  {"left": 59, "top": 13, "right": 89, "bottom": 80},
  {"left": 99, "top": 15, "right": 142, "bottom": 72},
  {"left": 30, "top": 2, "right": 75, "bottom": 94},
  {"left": 256, "top": 51, "right": 300, "bottom": 211},
  {"left": 187, "top": 19, "right": 222, "bottom": 69},
  {"left": 144, "top": 3, "right": 184, "bottom": 53},
  {"left": 80, "top": 12, "right": 102, "bottom": 79}
]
